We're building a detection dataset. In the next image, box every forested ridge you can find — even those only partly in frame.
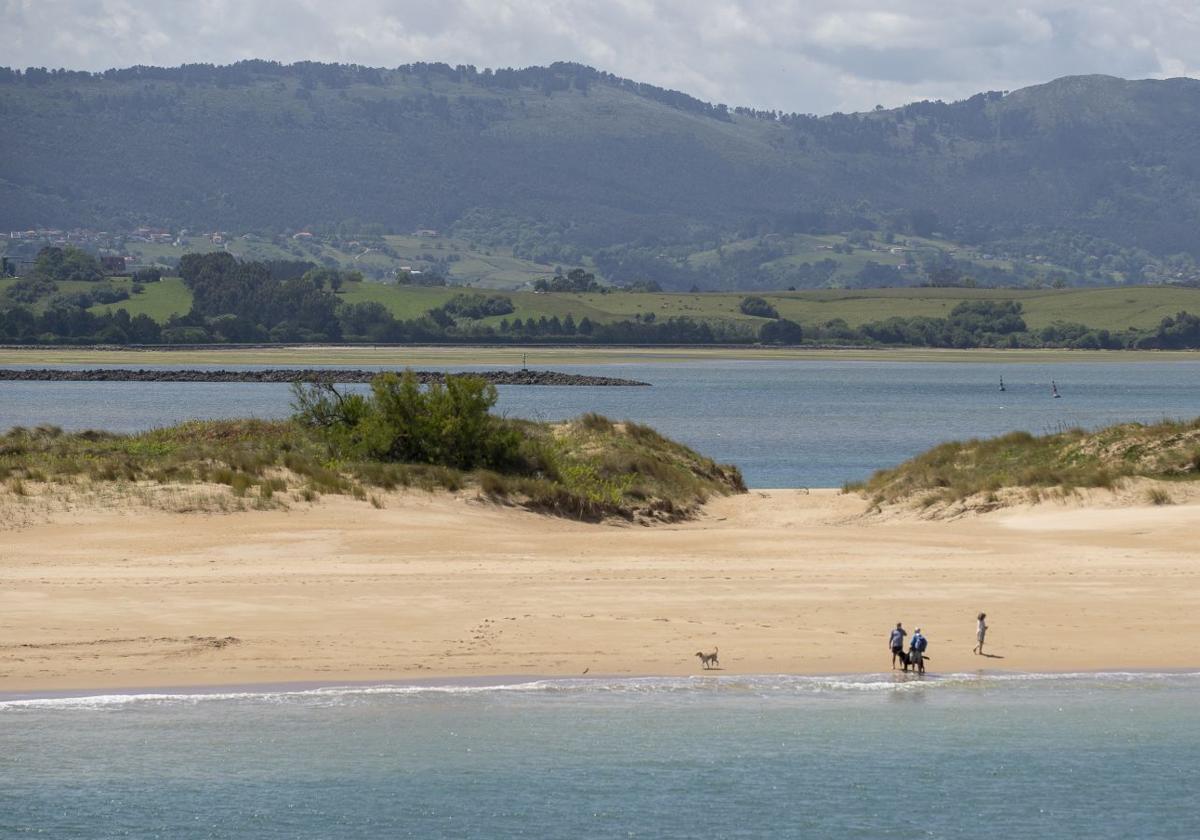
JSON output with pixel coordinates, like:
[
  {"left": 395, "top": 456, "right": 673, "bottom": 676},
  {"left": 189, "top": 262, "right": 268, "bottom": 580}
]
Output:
[{"left": 4, "top": 61, "right": 1200, "bottom": 279}]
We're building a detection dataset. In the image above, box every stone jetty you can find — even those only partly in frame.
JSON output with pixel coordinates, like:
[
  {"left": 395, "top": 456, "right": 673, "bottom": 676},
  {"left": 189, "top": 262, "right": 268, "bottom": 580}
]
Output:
[{"left": 0, "top": 368, "right": 650, "bottom": 387}]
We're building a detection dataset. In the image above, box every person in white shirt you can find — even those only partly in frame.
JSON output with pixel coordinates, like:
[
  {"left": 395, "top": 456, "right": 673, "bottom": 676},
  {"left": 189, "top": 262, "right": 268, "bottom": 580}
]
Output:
[{"left": 973, "top": 612, "right": 988, "bottom": 655}]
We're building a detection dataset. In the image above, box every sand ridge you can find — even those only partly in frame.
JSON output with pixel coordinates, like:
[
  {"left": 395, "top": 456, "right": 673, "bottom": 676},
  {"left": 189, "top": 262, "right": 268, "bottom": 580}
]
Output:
[{"left": 1, "top": 489, "right": 1198, "bottom": 692}]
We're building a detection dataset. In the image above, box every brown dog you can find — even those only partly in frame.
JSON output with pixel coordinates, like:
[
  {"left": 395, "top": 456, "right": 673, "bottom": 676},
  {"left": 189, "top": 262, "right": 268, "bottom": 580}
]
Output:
[{"left": 695, "top": 647, "right": 719, "bottom": 670}]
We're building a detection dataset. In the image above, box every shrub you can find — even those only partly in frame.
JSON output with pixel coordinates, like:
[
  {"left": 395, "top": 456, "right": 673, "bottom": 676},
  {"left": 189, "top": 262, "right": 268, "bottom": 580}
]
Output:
[
  {"left": 439, "top": 293, "right": 515, "bottom": 320},
  {"left": 739, "top": 295, "right": 779, "bottom": 318},
  {"left": 292, "top": 371, "right": 522, "bottom": 471},
  {"left": 759, "top": 318, "right": 804, "bottom": 345}
]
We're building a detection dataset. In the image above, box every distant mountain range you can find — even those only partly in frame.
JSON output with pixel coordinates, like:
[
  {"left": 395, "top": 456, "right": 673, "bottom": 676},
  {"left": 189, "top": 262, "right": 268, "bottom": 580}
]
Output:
[{"left": 3, "top": 61, "right": 1200, "bottom": 286}]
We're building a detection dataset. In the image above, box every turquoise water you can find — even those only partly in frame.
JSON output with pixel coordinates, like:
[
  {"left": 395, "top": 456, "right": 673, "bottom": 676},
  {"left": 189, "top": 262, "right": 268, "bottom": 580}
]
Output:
[
  {"left": 4, "top": 359, "right": 1200, "bottom": 486},
  {"left": 3, "top": 673, "right": 1198, "bottom": 838}
]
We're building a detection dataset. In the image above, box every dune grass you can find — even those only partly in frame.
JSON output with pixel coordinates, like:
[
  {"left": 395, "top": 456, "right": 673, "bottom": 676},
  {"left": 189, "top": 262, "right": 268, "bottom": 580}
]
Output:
[
  {"left": 850, "top": 417, "right": 1200, "bottom": 507},
  {"left": 0, "top": 413, "right": 744, "bottom": 523}
]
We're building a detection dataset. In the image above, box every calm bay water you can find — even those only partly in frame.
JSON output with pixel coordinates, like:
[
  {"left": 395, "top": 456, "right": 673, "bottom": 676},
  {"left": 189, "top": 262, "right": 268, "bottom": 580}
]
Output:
[
  {"left": 4, "top": 359, "right": 1200, "bottom": 836},
  {"left": 2, "top": 673, "right": 1198, "bottom": 839},
  {"left": 4, "top": 359, "right": 1200, "bottom": 486}
]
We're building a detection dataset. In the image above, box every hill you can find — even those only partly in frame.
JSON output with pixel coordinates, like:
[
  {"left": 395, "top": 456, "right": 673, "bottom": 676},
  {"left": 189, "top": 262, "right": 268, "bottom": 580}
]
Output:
[{"left": 4, "top": 63, "right": 1200, "bottom": 289}]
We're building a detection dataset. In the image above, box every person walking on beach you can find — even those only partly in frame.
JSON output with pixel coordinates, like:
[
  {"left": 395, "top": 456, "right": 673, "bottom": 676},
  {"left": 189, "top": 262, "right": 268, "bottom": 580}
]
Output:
[
  {"left": 973, "top": 612, "right": 988, "bottom": 655},
  {"left": 909, "top": 627, "right": 928, "bottom": 675},
  {"left": 889, "top": 622, "right": 907, "bottom": 669}
]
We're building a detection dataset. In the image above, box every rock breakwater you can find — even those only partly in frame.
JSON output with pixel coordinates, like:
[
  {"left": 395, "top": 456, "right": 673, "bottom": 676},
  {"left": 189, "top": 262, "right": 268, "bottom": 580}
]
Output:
[{"left": 0, "top": 368, "right": 650, "bottom": 387}]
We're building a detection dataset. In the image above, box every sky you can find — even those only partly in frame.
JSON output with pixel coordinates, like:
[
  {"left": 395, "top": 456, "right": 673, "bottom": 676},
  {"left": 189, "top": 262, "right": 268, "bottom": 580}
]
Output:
[{"left": 3, "top": 0, "right": 1198, "bottom": 114}]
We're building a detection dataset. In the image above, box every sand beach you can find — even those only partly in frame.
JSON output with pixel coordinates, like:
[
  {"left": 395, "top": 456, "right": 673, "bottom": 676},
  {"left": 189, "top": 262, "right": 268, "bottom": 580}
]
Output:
[{"left": 2, "top": 488, "right": 1197, "bottom": 693}]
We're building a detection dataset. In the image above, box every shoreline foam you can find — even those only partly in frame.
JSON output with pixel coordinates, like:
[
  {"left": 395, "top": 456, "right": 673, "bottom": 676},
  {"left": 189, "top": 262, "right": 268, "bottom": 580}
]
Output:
[{"left": 5, "top": 669, "right": 1200, "bottom": 708}]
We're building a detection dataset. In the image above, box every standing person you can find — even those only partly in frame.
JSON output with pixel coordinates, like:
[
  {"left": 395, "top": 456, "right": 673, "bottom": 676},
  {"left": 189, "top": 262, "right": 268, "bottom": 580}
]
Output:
[
  {"left": 888, "top": 622, "right": 907, "bottom": 670},
  {"left": 909, "top": 627, "right": 928, "bottom": 675},
  {"left": 973, "top": 612, "right": 988, "bottom": 655}
]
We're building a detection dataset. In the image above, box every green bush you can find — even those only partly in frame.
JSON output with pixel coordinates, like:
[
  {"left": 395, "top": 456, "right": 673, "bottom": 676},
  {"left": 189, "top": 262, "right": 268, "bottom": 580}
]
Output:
[
  {"left": 292, "top": 371, "right": 522, "bottom": 471},
  {"left": 739, "top": 295, "right": 779, "bottom": 318},
  {"left": 759, "top": 318, "right": 804, "bottom": 345}
]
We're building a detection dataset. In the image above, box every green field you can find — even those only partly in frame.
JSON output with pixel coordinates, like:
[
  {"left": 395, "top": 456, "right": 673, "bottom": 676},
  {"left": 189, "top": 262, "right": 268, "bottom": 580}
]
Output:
[
  {"left": 769, "top": 286, "right": 1200, "bottom": 332},
  {"left": 7, "top": 275, "right": 1200, "bottom": 335},
  {"left": 92, "top": 278, "right": 192, "bottom": 321},
  {"left": 0, "top": 276, "right": 191, "bottom": 320},
  {"left": 338, "top": 282, "right": 1200, "bottom": 332}
]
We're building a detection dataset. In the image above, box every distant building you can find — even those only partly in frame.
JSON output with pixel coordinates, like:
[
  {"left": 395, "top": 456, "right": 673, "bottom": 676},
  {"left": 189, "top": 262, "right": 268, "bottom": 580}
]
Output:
[{"left": 413, "top": 229, "right": 440, "bottom": 237}]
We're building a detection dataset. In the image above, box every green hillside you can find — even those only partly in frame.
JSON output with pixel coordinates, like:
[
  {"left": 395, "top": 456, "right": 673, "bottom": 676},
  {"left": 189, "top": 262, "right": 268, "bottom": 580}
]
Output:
[
  {"left": 102, "top": 232, "right": 561, "bottom": 288},
  {"left": 5, "top": 63, "right": 1200, "bottom": 289}
]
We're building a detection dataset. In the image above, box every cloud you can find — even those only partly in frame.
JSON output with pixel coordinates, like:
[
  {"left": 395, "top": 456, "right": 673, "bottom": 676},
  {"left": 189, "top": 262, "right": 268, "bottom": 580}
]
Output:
[{"left": 2, "top": 0, "right": 1198, "bottom": 112}]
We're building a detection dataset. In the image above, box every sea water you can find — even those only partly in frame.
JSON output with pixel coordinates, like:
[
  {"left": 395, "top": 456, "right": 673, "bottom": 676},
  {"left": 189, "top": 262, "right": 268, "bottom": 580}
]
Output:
[
  {"left": 2, "top": 672, "right": 1198, "bottom": 838},
  {"left": 4, "top": 362, "right": 1200, "bottom": 836},
  {"left": 3, "top": 359, "right": 1200, "bottom": 486}
]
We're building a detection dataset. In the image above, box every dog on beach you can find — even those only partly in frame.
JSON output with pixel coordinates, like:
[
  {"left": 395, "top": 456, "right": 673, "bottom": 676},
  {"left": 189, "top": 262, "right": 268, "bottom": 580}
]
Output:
[
  {"left": 695, "top": 647, "right": 719, "bottom": 670},
  {"left": 896, "top": 650, "right": 930, "bottom": 674}
]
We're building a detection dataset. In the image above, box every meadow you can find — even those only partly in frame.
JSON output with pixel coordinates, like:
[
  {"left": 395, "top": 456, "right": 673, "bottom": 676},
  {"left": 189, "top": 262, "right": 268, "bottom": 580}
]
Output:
[{"left": 5, "top": 276, "right": 1190, "bottom": 333}]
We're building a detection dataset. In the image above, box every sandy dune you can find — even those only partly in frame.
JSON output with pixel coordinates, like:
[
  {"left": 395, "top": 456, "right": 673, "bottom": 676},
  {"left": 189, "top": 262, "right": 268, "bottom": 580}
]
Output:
[{"left": 1, "top": 489, "right": 1198, "bottom": 692}]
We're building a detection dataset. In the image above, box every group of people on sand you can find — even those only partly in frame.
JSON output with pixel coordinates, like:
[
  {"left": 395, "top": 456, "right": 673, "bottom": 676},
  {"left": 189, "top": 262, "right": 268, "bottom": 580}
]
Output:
[
  {"left": 888, "top": 623, "right": 929, "bottom": 673},
  {"left": 888, "top": 613, "right": 989, "bottom": 674}
]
